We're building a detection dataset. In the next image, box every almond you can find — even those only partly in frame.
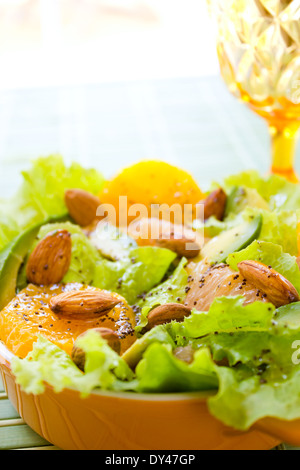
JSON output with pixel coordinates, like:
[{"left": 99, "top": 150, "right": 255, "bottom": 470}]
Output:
[
  {"left": 198, "top": 187, "right": 227, "bottom": 221},
  {"left": 155, "top": 235, "right": 200, "bottom": 259},
  {"left": 144, "top": 303, "right": 192, "bottom": 332},
  {"left": 129, "top": 217, "right": 201, "bottom": 259},
  {"left": 238, "top": 260, "right": 300, "bottom": 308},
  {"left": 72, "top": 327, "right": 121, "bottom": 371},
  {"left": 26, "top": 230, "right": 72, "bottom": 285},
  {"left": 65, "top": 189, "right": 101, "bottom": 227},
  {"left": 49, "top": 289, "right": 120, "bottom": 318}
]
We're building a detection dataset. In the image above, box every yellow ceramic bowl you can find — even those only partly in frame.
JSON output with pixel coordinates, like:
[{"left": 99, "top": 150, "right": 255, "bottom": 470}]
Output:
[{"left": 1, "top": 341, "right": 300, "bottom": 450}]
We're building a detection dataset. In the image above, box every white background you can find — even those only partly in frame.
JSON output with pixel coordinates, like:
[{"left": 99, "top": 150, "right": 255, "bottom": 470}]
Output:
[{"left": 0, "top": 0, "right": 219, "bottom": 90}]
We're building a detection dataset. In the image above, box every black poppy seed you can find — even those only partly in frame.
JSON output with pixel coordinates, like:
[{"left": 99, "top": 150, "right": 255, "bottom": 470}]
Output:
[{"left": 262, "top": 349, "right": 271, "bottom": 355}]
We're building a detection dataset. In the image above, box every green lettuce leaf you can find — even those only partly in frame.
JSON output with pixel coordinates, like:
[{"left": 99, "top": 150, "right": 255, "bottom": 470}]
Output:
[
  {"left": 246, "top": 208, "right": 299, "bottom": 255},
  {"left": 275, "top": 302, "right": 300, "bottom": 329},
  {"left": 11, "top": 331, "right": 134, "bottom": 397},
  {"left": 204, "top": 327, "right": 300, "bottom": 430},
  {"left": 170, "top": 296, "right": 275, "bottom": 343},
  {"left": 93, "top": 246, "right": 177, "bottom": 305},
  {"left": 0, "top": 155, "right": 105, "bottom": 251},
  {"left": 23, "top": 222, "right": 177, "bottom": 305},
  {"left": 135, "top": 343, "right": 218, "bottom": 393},
  {"left": 209, "top": 364, "right": 300, "bottom": 431},
  {"left": 11, "top": 336, "right": 85, "bottom": 395},
  {"left": 224, "top": 170, "right": 300, "bottom": 211}
]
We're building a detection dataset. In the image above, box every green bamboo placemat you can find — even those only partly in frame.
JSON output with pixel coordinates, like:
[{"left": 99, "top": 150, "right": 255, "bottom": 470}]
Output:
[
  {"left": 0, "top": 76, "right": 299, "bottom": 450},
  {"left": 0, "top": 374, "right": 57, "bottom": 450}
]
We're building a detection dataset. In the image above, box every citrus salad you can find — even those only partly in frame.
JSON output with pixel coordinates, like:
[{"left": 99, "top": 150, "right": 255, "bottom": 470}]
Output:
[{"left": 1, "top": 155, "right": 300, "bottom": 432}]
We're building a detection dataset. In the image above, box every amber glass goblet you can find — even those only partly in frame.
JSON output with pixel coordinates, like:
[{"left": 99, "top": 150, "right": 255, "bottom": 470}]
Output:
[{"left": 208, "top": 0, "right": 300, "bottom": 182}]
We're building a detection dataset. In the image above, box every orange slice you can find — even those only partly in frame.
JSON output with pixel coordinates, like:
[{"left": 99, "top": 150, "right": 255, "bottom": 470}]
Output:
[
  {"left": 0, "top": 284, "right": 136, "bottom": 359},
  {"left": 100, "top": 161, "right": 203, "bottom": 226}
]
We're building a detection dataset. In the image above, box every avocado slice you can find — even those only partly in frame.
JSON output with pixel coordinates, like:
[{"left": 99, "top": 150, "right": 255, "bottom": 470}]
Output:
[
  {"left": 122, "top": 325, "right": 175, "bottom": 369},
  {"left": 201, "top": 214, "right": 263, "bottom": 265},
  {"left": 0, "top": 225, "right": 41, "bottom": 310},
  {"left": 225, "top": 186, "right": 269, "bottom": 217}
]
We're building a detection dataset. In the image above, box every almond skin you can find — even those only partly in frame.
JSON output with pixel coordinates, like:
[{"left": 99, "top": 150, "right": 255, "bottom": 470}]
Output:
[
  {"left": 49, "top": 289, "right": 120, "bottom": 318},
  {"left": 26, "top": 230, "right": 72, "bottom": 285},
  {"left": 65, "top": 189, "right": 101, "bottom": 227},
  {"left": 144, "top": 303, "right": 192, "bottom": 332},
  {"left": 72, "top": 327, "right": 121, "bottom": 371},
  {"left": 198, "top": 187, "right": 227, "bottom": 221},
  {"left": 238, "top": 260, "right": 300, "bottom": 308},
  {"left": 155, "top": 235, "right": 200, "bottom": 259}
]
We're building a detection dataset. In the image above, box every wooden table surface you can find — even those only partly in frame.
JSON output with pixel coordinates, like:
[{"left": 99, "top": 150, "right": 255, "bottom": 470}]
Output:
[{"left": 0, "top": 76, "right": 299, "bottom": 450}]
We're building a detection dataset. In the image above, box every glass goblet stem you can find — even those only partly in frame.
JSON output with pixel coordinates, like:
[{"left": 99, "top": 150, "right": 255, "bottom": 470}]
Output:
[{"left": 269, "top": 122, "right": 300, "bottom": 183}]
